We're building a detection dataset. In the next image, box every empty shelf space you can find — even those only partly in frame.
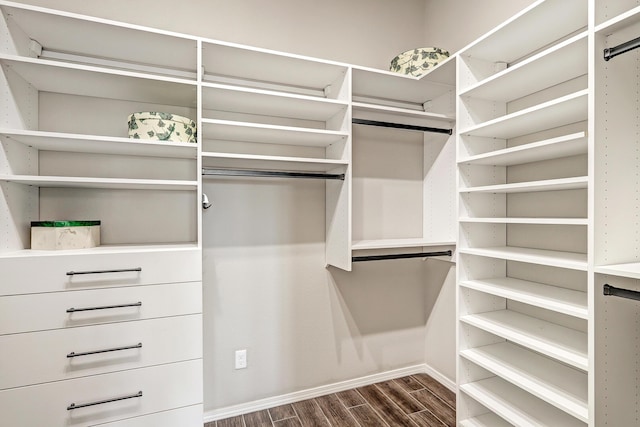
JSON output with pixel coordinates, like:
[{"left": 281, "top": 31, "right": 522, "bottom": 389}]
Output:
[
  {"left": 459, "top": 246, "right": 587, "bottom": 271},
  {"left": 352, "top": 102, "right": 453, "bottom": 122},
  {"left": 460, "top": 277, "right": 588, "bottom": 318},
  {"left": 596, "top": 4, "right": 640, "bottom": 33},
  {"left": 201, "top": 152, "right": 347, "bottom": 172},
  {"left": 459, "top": 413, "right": 512, "bottom": 427},
  {"left": 461, "top": 342, "right": 588, "bottom": 422},
  {"left": 460, "top": 376, "right": 586, "bottom": 427},
  {"left": 460, "top": 176, "right": 588, "bottom": 194},
  {"left": 595, "top": 262, "right": 640, "bottom": 279},
  {"left": 0, "top": 128, "right": 197, "bottom": 159},
  {"left": 0, "top": 175, "right": 197, "bottom": 190},
  {"left": 200, "top": 119, "right": 347, "bottom": 147},
  {"left": 0, "top": 53, "right": 196, "bottom": 106},
  {"left": 459, "top": 217, "right": 588, "bottom": 225},
  {"left": 459, "top": 90, "right": 588, "bottom": 139},
  {"left": 201, "top": 83, "right": 347, "bottom": 121},
  {"left": 352, "top": 238, "right": 455, "bottom": 251},
  {"left": 460, "top": 309, "right": 588, "bottom": 370},
  {"left": 458, "top": 132, "right": 587, "bottom": 166}
]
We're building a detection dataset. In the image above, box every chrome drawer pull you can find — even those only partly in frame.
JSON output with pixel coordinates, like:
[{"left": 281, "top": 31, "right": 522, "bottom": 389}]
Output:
[
  {"left": 66, "top": 302, "right": 142, "bottom": 313},
  {"left": 67, "top": 343, "right": 142, "bottom": 358},
  {"left": 67, "top": 391, "right": 142, "bottom": 410},
  {"left": 66, "top": 267, "right": 142, "bottom": 276}
]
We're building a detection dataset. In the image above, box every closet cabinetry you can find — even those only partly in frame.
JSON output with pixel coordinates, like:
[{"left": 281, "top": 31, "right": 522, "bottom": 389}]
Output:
[
  {"left": 0, "top": 1, "right": 203, "bottom": 425},
  {"left": 456, "top": 0, "right": 590, "bottom": 425}
]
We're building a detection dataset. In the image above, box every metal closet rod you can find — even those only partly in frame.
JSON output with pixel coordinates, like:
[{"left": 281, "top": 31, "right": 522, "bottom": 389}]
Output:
[
  {"left": 603, "top": 284, "right": 640, "bottom": 302},
  {"left": 604, "top": 35, "right": 640, "bottom": 61},
  {"left": 202, "top": 168, "right": 345, "bottom": 180},
  {"left": 352, "top": 118, "right": 452, "bottom": 135},
  {"left": 352, "top": 250, "right": 452, "bottom": 262}
]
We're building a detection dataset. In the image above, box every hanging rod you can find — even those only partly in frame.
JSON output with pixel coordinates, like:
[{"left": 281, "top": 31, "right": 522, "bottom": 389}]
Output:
[
  {"left": 603, "top": 284, "right": 640, "bottom": 302},
  {"left": 352, "top": 118, "right": 452, "bottom": 135},
  {"left": 604, "top": 35, "right": 640, "bottom": 61},
  {"left": 202, "top": 168, "right": 345, "bottom": 180},
  {"left": 352, "top": 250, "right": 452, "bottom": 262}
]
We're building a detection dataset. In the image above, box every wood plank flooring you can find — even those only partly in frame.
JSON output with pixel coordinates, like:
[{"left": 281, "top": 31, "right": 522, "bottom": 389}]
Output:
[{"left": 205, "top": 373, "right": 455, "bottom": 427}]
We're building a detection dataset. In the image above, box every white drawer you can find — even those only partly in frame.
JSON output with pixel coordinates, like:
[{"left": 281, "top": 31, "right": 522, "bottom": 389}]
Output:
[
  {"left": 0, "top": 247, "right": 201, "bottom": 296},
  {"left": 0, "top": 315, "right": 202, "bottom": 389},
  {"left": 0, "top": 282, "right": 201, "bottom": 335},
  {"left": 0, "top": 359, "right": 202, "bottom": 427},
  {"left": 98, "top": 404, "right": 203, "bottom": 426}
]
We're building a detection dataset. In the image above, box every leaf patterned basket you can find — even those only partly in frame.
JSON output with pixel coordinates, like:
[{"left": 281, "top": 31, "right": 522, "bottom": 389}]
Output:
[
  {"left": 128, "top": 112, "right": 197, "bottom": 143},
  {"left": 390, "top": 47, "right": 450, "bottom": 77}
]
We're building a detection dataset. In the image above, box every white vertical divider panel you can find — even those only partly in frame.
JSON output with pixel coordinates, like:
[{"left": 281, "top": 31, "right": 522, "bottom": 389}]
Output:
[
  {"left": 197, "top": 38, "right": 203, "bottom": 251},
  {"left": 423, "top": 130, "right": 456, "bottom": 243}
]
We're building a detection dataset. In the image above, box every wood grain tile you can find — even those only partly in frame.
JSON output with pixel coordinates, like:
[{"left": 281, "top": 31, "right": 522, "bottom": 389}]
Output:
[
  {"left": 244, "top": 409, "right": 272, "bottom": 427},
  {"left": 413, "top": 373, "right": 455, "bottom": 408},
  {"left": 375, "top": 380, "right": 425, "bottom": 414},
  {"left": 409, "top": 410, "right": 447, "bottom": 427},
  {"left": 218, "top": 415, "right": 244, "bottom": 427},
  {"left": 292, "top": 399, "right": 330, "bottom": 426},
  {"left": 357, "top": 384, "right": 416, "bottom": 427},
  {"left": 315, "top": 394, "right": 358, "bottom": 426},
  {"left": 411, "top": 389, "right": 455, "bottom": 427},
  {"left": 269, "top": 404, "right": 297, "bottom": 421},
  {"left": 336, "top": 389, "right": 366, "bottom": 408},
  {"left": 349, "top": 404, "right": 388, "bottom": 427},
  {"left": 274, "top": 417, "right": 302, "bottom": 426},
  {"left": 394, "top": 376, "right": 426, "bottom": 393},
  {"left": 204, "top": 422, "right": 216, "bottom": 427}
]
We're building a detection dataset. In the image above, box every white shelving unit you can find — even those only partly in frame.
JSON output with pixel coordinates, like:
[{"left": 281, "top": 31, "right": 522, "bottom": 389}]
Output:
[{"left": 456, "top": 0, "right": 591, "bottom": 425}]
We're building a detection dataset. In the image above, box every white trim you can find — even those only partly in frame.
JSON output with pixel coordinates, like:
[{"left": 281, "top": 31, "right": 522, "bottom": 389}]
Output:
[{"left": 203, "top": 364, "right": 453, "bottom": 422}]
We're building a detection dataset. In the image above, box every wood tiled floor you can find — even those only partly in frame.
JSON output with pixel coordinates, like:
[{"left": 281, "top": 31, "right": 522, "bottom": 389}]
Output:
[{"left": 205, "top": 373, "right": 455, "bottom": 427}]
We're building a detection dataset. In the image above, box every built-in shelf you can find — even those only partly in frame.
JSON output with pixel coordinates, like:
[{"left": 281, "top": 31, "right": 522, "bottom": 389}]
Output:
[
  {"left": 460, "top": 176, "right": 588, "bottom": 194},
  {"left": 461, "top": 32, "right": 587, "bottom": 102},
  {"left": 458, "top": 132, "right": 587, "bottom": 166},
  {"left": 460, "top": 277, "right": 588, "bottom": 318},
  {"left": 0, "top": 243, "right": 200, "bottom": 259},
  {"left": 461, "top": 342, "right": 588, "bottom": 422},
  {"left": 200, "top": 119, "right": 347, "bottom": 147},
  {"left": 201, "top": 152, "right": 347, "bottom": 173},
  {"left": 460, "top": 309, "right": 588, "bottom": 370},
  {"left": 0, "top": 129, "right": 197, "bottom": 159},
  {"left": 351, "top": 238, "right": 455, "bottom": 251},
  {"left": 595, "top": 4, "right": 640, "bottom": 33},
  {"left": 460, "top": 377, "right": 586, "bottom": 427},
  {"left": 595, "top": 263, "right": 640, "bottom": 280},
  {"left": 352, "top": 102, "right": 453, "bottom": 122},
  {"left": 201, "top": 83, "right": 347, "bottom": 121},
  {"left": 460, "top": 90, "right": 588, "bottom": 139},
  {"left": 0, "top": 175, "right": 197, "bottom": 190},
  {"left": 0, "top": 53, "right": 197, "bottom": 106},
  {"left": 459, "top": 413, "right": 512, "bottom": 427},
  {"left": 459, "top": 217, "right": 588, "bottom": 225},
  {"left": 459, "top": 246, "right": 588, "bottom": 271}
]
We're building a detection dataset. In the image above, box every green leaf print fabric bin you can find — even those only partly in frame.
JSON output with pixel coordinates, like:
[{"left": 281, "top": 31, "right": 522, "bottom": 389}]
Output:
[
  {"left": 390, "top": 47, "right": 450, "bottom": 77},
  {"left": 128, "top": 112, "right": 197, "bottom": 143}
]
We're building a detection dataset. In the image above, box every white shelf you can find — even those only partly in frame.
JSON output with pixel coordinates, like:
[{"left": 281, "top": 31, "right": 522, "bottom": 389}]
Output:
[
  {"left": 461, "top": 342, "right": 588, "bottom": 422},
  {"left": 0, "top": 175, "right": 197, "bottom": 190},
  {"left": 200, "top": 119, "right": 347, "bottom": 147},
  {"left": 460, "top": 90, "right": 588, "bottom": 139},
  {"left": 461, "top": 0, "right": 587, "bottom": 63},
  {"left": 459, "top": 246, "right": 588, "bottom": 271},
  {"left": 458, "top": 132, "right": 587, "bottom": 166},
  {"left": 0, "top": 243, "right": 200, "bottom": 259},
  {"left": 351, "top": 238, "right": 455, "bottom": 251},
  {"left": 595, "top": 4, "right": 640, "bottom": 33},
  {"left": 461, "top": 32, "right": 587, "bottom": 102},
  {"left": 201, "top": 152, "right": 347, "bottom": 173},
  {"left": 0, "top": 53, "right": 197, "bottom": 106},
  {"left": 459, "top": 413, "right": 512, "bottom": 427},
  {"left": 0, "top": 128, "right": 197, "bottom": 159},
  {"left": 352, "top": 102, "right": 453, "bottom": 122},
  {"left": 201, "top": 83, "right": 347, "bottom": 122},
  {"left": 460, "top": 176, "right": 588, "bottom": 194},
  {"left": 460, "top": 277, "right": 587, "bottom": 319},
  {"left": 595, "top": 262, "right": 640, "bottom": 279},
  {"left": 459, "top": 217, "right": 587, "bottom": 225},
  {"left": 460, "top": 377, "right": 586, "bottom": 427},
  {"left": 460, "top": 309, "right": 588, "bottom": 371}
]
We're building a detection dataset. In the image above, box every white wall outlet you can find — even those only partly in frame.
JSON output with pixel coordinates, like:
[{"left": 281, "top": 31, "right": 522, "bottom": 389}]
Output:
[{"left": 235, "top": 349, "right": 247, "bottom": 369}]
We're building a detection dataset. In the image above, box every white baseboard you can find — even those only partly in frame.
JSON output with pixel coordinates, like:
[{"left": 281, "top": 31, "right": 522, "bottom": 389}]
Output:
[{"left": 203, "top": 364, "right": 454, "bottom": 422}]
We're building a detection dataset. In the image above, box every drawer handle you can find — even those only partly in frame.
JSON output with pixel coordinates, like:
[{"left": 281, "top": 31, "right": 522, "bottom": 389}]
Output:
[
  {"left": 67, "top": 391, "right": 142, "bottom": 411},
  {"left": 67, "top": 342, "right": 142, "bottom": 358},
  {"left": 67, "top": 302, "right": 142, "bottom": 313},
  {"left": 66, "top": 267, "right": 142, "bottom": 276}
]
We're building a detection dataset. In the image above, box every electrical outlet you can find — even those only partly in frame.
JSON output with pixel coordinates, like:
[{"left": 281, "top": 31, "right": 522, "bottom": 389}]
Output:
[{"left": 235, "top": 349, "right": 247, "bottom": 369}]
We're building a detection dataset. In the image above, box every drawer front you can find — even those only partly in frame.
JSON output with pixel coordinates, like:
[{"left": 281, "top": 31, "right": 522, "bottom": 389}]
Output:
[
  {"left": 98, "top": 404, "right": 203, "bottom": 427},
  {"left": 0, "top": 281, "right": 201, "bottom": 335},
  {"left": 0, "top": 359, "right": 202, "bottom": 427},
  {"left": 0, "top": 315, "right": 202, "bottom": 389},
  {"left": 0, "top": 247, "right": 201, "bottom": 296}
]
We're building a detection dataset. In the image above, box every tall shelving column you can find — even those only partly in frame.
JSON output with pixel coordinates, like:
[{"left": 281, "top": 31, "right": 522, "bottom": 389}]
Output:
[{"left": 455, "top": 0, "right": 591, "bottom": 425}]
